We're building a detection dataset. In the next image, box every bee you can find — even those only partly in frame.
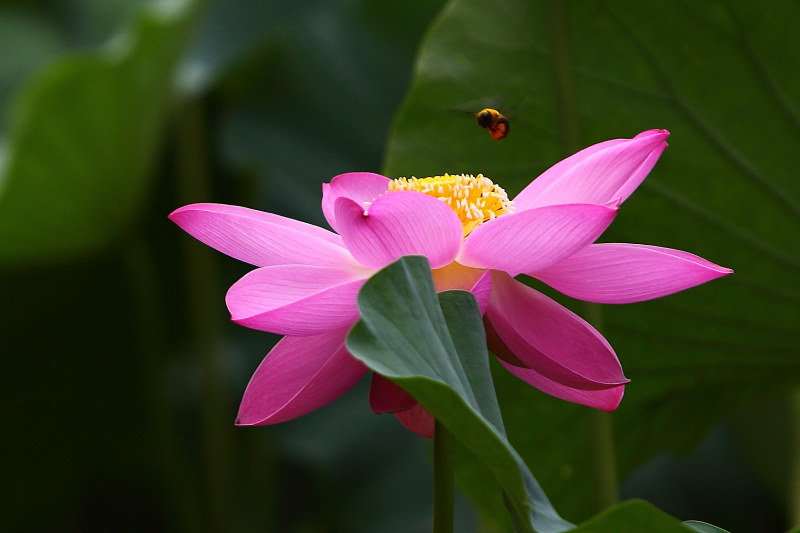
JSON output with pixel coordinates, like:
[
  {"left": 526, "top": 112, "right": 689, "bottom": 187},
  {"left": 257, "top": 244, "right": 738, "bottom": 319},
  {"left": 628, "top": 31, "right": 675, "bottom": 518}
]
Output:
[
  {"left": 452, "top": 93, "right": 517, "bottom": 141},
  {"left": 475, "top": 108, "right": 510, "bottom": 141}
]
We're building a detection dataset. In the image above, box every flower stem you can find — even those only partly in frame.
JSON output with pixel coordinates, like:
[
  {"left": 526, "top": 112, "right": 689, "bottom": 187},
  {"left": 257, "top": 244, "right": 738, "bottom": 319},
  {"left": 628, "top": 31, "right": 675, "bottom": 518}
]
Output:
[
  {"left": 433, "top": 419, "right": 455, "bottom": 533},
  {"left": 581, "top": 301, "right": 620, "bottom": 510},
  {"left": 176, "top": 99, "right": 236, "bottom": 532},
  {"left": 588, "top": 408, "right": 619, "bottom": 510}
]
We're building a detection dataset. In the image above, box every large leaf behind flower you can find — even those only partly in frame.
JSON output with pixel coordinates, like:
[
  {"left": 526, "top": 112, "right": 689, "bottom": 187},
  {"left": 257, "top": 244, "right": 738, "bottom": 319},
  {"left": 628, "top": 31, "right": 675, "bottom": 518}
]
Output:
[
  {"left": 347, "top": 256, "right": 572, "bottom": 533},
  {"left": 0, "top": 0, "right": 203, "bottom": 264},
  {"left": 383, "top": 0, "right": 800, "bottom": 524}
]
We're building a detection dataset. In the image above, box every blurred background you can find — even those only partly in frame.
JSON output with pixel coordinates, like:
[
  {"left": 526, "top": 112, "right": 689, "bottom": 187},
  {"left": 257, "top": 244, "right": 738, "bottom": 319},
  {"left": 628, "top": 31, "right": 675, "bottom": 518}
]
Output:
[{"left": 1, "top": 0, "right": 798, "bottom": 532}]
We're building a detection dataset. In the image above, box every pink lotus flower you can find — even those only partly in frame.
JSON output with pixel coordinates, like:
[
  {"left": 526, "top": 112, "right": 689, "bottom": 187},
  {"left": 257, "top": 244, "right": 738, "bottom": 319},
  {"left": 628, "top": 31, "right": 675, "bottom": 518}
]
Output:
[{"left": 169, "top": 129, "right": 731, "bottom": 438}]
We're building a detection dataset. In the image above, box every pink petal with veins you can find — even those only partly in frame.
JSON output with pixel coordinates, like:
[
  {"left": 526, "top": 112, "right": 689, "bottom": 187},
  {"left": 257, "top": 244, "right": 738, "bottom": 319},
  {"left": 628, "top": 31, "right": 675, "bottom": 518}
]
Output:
[
  {"left": 236, "top": 328, "right": 367, "bottom": 425},
  {"left": 321, "top": 172, "right": 391, "bottom": 233},
  {"left": 532, "top": 243, "right": 733, "bottom": 304},
  {"left": 497, "top": 359, "right": 625, "bottom": 412},
  {"left": 169, "top": 203, "right": 353, "bottom": 268},
  {"left": 469, "top": 269, "right": 493, "bottom": 315},
  {"left": 514, "top": 130, "right": 668, "bottom": 210},
  {"left": 486, "top": 272, "right": 628, "bottom": 390},
  {"left": 226, "top": 265, "right": 370, "bottom": 335},
  {"left": 459, "top": 204, "right": 617, "bottom": 274},
  {"left": 335, "top": 191, "right": 462, "bottom": 269},
  {"left": 514, "top": 139, "right": 627, "bottom": 206}
]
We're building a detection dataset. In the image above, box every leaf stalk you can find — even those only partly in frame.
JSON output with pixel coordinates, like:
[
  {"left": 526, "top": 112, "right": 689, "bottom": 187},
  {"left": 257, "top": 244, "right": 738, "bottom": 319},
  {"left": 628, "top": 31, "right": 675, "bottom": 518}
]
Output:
[{"left": 433, "top": 419, "right": 455, "bottom": 533}]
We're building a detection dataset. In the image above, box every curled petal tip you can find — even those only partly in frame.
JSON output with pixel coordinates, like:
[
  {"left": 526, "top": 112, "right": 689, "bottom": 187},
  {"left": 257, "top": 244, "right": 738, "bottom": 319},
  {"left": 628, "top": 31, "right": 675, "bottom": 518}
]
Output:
[
  {"left": 635, "top": 128, "right": 670, "bottom": 139},
  {"left": 322, "top": 172, "right": 391, "bottom": 232},
  {"left": 335, "top": 191, "right": 462, "bottom": 269},
  {"left": 167, "top": 203, "right": 202, "bottom": 222}
]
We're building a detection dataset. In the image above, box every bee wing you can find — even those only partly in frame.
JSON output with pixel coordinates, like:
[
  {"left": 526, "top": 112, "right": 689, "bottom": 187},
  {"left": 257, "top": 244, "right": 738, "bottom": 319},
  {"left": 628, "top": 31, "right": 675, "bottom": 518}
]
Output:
[
  {"left": 502, "top": 93, "right": 535, "bottom": 120},
  {"left": 450, "top": 93, "right": 506, "bottom": 114}
]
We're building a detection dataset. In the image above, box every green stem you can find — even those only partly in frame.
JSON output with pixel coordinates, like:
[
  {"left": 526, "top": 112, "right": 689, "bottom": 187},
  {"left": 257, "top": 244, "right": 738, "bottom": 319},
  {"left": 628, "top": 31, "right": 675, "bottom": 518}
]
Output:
[
  {"left": 548, "top": 0, "right": 621, "bottom": 511},
  {"left": 176, "top": 100, "right": 236, "bottom": 532},
  {"left": 581, "top": 301, "right": 620, "bottom": 510},
  {"left": 123, "top": 236, "right": 204, "bottom": 533},
  {"left": 433, "top": 419, "right": 455, "bottom": 533},
  {"left": 588, "top": 408, "right": 620, "bottom": 509}
]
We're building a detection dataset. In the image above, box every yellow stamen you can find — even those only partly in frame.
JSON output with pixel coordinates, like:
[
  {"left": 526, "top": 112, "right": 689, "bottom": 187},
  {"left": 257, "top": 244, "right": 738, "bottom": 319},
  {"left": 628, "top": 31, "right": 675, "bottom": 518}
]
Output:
[{"left": 388, "top": 174, "right": 514, "bottom": 236}]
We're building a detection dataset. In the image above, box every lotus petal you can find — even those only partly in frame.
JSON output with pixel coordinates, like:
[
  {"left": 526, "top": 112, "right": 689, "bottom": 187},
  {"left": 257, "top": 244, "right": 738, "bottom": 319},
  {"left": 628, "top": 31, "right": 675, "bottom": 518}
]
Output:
[{"left": 236, "top": 329, "right": 367, "bottom": 425}]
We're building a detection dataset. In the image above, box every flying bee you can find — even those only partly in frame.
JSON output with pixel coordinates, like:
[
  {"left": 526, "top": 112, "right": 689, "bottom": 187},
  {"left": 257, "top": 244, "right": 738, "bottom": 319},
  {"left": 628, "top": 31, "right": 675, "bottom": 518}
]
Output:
[
  {"left": 475, "top": 108, "right": 510, "bottom": 140},
  {"left": 452, "top": 93, "right": 519, "bottom": 141}
]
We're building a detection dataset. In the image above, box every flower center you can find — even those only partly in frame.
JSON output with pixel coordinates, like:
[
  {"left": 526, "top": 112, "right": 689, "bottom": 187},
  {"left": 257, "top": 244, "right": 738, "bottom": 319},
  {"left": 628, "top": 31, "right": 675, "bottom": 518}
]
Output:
[{"left": 388, "top": 174, "right": 514, "bottom": 236}]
